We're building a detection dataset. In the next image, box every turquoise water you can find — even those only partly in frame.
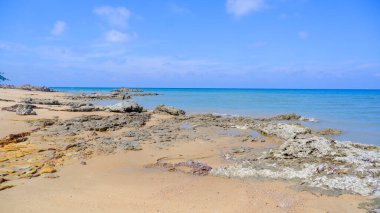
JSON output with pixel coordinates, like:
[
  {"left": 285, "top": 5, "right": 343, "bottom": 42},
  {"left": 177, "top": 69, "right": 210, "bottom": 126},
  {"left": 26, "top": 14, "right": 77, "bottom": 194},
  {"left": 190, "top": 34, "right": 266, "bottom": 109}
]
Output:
[{"left": 53, "top": 87, "right": 380, "bottom": 146}]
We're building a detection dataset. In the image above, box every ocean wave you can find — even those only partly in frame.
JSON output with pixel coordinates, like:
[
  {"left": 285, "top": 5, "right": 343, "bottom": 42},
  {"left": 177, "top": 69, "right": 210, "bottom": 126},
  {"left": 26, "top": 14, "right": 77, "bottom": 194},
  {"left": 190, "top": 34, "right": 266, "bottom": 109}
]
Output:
[{"left": 300, "top": 116, "right": 319, "bottom": 122}]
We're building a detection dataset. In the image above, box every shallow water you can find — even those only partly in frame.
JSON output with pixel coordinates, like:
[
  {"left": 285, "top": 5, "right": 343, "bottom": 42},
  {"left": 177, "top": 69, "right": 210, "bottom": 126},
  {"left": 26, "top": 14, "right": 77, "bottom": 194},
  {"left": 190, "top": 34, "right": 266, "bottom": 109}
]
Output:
[{"left": 53, "top": 87, "right": 380, "bottom": 145}]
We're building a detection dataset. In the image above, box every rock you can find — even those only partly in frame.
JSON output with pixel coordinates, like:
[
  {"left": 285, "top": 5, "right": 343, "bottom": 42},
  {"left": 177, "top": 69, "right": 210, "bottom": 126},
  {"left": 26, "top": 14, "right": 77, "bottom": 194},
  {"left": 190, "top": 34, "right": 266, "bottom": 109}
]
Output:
[
  {"left": 270, "top": 136, "right": 336, "bottom": 159},
  {"left": 2, "top": 104, "right": 23, "bottom": 112},
  {"left": 315, "top": 128, "right": 342, "bottom": 136},
  {"left": 0, "top": 84, "right": 54, "bottom": 92},
  {"left": 118, "top": 141, "right": 142, "bottom": 151},
  {"left": 39, "top": 166, "right": 56, "bottom": 174},
  {"left": 0, "top": 178, "right": 6, "bottom": 183},
  {"left": 112, "top": 87, "right": 144, "bottom": 93},
  {"left": 42, "top": 173, "right": 59, "bottom": 178},
  {"left": 153, "top": 104, "right": 185, "bottom": 116},
  {"left": 0, "top": 132, "right": 30, "bottom": 146},
  {"left": 65, "top": 104, "right": 103, "bottom": 112},
  {"left": 0, "top": 98, "right": 14, "bottom": 102},
  {"left": 80, "top": 161, "right": 87, "bottom": 165},
  {"left": 49, "top": 113, "right": 150, "bottom": 133},
  {"left": 15, "top": 104, "right": 37, "bottom": 115},
  {"left": 259, "top": 113, "right": 301, "bottom": 121},
  {"left": 106, "top": 100, "right": 143, "bottom": 113},
  {"left": 22, "top": 98, "right": 61, "bottom": 105},
  {"left": 255, "top": 123, "right": 311, "bottom": 140}
]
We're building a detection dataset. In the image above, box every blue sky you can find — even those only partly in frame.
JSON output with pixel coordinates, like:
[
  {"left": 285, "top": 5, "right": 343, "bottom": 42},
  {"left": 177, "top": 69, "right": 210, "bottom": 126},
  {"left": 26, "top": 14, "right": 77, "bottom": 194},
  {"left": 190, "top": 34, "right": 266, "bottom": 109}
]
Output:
[{"left": 0, "top": 0, "right": 379, "bottom": 88}]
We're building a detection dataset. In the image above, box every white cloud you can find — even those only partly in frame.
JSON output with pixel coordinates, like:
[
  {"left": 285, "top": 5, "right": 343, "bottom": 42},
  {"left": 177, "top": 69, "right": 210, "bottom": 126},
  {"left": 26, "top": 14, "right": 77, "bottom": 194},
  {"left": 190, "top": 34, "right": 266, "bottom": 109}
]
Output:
[
  {"left": 226, "top": 0, "right": 265, "bottom": 17},
  {"left": 105, "top": 30, "right": 131, "bottom": 43},
  {"left": 51, "top": 21, "right": 67, "bottom": 36},
  {"left": 94, "top": 6, "right": 131, "bottom": 28},
  {"left": 298, "top": 31, "right": 309, "bottom": 39}
]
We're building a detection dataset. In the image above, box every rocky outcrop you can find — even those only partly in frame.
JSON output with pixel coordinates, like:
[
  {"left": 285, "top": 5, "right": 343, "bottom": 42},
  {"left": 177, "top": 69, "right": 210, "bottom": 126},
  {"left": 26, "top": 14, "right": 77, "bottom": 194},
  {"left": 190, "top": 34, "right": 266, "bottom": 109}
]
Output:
[
  {"left": 2, "top": 104, "right": 37, "bottom": 115},
  {"left": 153, "top": 104, "right": 185, "bottom": 116},
  {"left": 106, "top": 100, "right": 143, "bottom": 113},
  {"left": 112, "top": 87, "right": 144, "bottom": 93},
  {"left": 67, "top": 93, "right": 127, "bottom": 101},
  {"left": 0, "top": 84, "right": 54, "bottom": 92},
  {"left": 211, "top": 132, "right": 380, "bottom": 196},
  {"left": 22, "top": 98, "right": 61, "bottom": 105},
  {"left": 16, "top": 104, "right": 37, "bottom": 115},
  {"left": 255, "top": 122, "right": 311, "bottom": 140},
  {"left": 258, "top": 113, "right": 301, "bottom": 121},
  {"left": 315, "top": 128, "right": 342, "bottom": 136},
  {"left": 48, "top": 113, "right": 150, "bottom": 134}
]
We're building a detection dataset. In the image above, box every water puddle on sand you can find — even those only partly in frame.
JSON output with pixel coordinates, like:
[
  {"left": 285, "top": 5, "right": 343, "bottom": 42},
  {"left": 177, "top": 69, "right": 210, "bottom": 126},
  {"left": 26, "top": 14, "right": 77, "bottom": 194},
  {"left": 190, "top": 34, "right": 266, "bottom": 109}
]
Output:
[
  {"left": 220, "top": 130, "right": 240, "bottom": 135},
  {"left": 250, "top": 130, "right": 260, "bottom": 138},
  {"left": 180, "top": 123, "right": 192, "bottom": 129}
]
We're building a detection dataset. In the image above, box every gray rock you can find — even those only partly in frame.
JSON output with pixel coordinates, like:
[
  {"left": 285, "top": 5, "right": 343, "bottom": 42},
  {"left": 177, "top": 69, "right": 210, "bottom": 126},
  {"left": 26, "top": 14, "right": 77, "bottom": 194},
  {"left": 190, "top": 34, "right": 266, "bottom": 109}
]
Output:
[
  {"left": 255, "top": 122, "right": 311, "bottom": 140},
  {"left": 106, "top": 100, "right": 143, "bottom": 113},
  {"left": 118, "top": 141, "right": 142, "bottom": 150},
  {"left": 22, "top": 98, "right": 61, "bottom": 105},
  {"left": 153, "top": 104, "right": 185, "bottom": 116},
  {"left": 15, "top": 104, "right": 37, "bottom": 115}
]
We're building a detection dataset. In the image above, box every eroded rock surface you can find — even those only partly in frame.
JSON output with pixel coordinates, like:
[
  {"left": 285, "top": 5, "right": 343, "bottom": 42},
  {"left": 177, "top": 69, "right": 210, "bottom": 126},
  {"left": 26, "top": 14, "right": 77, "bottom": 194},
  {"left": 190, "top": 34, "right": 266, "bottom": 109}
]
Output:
[
  {"left": 106, "top": 100, "right": 143, "bottom": 113},
  {"left": 153, "top": 104, "right": 185, "bottom": 116}
]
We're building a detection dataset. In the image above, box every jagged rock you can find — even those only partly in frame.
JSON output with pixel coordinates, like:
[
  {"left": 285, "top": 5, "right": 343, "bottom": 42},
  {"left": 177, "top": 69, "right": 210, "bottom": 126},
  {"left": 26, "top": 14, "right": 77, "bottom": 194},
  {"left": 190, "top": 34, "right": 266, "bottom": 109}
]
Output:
[
  {"left": 118, "top": 141, "right": 142, "bottom": 150},
  {"left": 22, "top": 98, "right": 61, "bottom": 105},
  {"left": 255, "top": 122, "right": 311, "bottom": 140},
  {"left": 106, "top": 100, "right": 143, "bottom": 113},
  {"left": 15, "top": 104, "right": 37, "bottom": 115},
  {"left": 268, "top": 136, "right": 336, "bottom": 159},
  {"left": 49, "top": 113, "right": 150, "bottom": 133},
  {"left": 315, "top": 128, "right": 342, "bottom": 136},
  {"left": 65, "top": 104, "right": 103, "bottom": 112},
  {"left": 259, "top": 113, "right": 301, "bottom": 121},
  {"left": 112, "top": 87, "right": 144, "bottom": 93},
  {"left": 153, "top": 104, "right": 185, "bottom": 116}
]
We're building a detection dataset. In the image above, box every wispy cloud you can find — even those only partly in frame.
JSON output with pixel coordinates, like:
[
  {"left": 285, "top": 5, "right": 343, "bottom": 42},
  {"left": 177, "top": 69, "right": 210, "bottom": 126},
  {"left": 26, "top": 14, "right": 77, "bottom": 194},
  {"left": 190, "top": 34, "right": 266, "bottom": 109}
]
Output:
[
  {"left": 105, "top": 30, "right": 133, "bottom": 43},
  {"left": 298, "top": 31, "right": 309, "bottom": 39},
  {"left": 51, "top": 21, "right": 67, "bottom": 36},
  {"left": 94, "top": 6, "right": 131, "bottom": 29},
  {"left": 226, "top": 0, "right": 265, "bottom": 17}
]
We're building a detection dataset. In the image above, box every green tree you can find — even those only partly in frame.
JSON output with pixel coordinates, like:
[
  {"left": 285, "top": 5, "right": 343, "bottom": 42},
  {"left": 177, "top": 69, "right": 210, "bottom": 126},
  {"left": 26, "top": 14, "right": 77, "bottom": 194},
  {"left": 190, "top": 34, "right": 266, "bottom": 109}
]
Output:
[{"left": 0, "top": 72, "right": 8, "bottom": 81}]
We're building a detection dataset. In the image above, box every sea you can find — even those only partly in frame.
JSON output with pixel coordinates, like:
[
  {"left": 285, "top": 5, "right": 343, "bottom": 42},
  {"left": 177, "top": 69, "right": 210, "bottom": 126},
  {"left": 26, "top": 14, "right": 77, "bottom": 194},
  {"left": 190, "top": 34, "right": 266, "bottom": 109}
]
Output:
[{"left": 52, "top": 87, "right": 380, "bottom": 146}]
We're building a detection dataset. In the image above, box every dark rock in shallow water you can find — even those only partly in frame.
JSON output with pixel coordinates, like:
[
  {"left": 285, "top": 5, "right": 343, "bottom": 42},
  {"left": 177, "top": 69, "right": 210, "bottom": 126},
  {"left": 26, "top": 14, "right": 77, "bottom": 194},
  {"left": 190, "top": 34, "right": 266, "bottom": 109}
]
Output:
[
  {"left": 153, "top": 104, "right": 185, "bottom": 116},
  {"left": 315, "top": 128, "right": 342, "bottom": 136},
  {"left": 112, "top": 87, "right": 144, "bottom": 93},
  {"left": 258, "top": 113, "right": 301, "bottom": 121}
]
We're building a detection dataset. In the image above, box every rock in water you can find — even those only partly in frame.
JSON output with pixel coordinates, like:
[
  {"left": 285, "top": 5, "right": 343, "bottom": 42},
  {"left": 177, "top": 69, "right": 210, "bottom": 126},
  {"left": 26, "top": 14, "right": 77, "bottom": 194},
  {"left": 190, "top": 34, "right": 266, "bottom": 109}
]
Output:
[
  {"left": 15, "top": 105, "right": 37, "bottom": 115},
  {"left": 315, "top": 128, "right": 342, "bottom": 136},
  {"left": 106, "top": 100, "right": 143, "bottom": 113},
  {"left": 153, "top": 104, "right": 186, "bottom": 116}
]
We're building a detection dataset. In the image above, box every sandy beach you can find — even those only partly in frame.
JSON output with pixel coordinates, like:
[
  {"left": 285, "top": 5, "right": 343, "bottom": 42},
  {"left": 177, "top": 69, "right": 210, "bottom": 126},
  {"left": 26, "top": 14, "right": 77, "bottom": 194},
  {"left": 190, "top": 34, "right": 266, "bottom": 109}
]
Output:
[{"left": 0, "top": 87, "right": 379, "bottom": 212}]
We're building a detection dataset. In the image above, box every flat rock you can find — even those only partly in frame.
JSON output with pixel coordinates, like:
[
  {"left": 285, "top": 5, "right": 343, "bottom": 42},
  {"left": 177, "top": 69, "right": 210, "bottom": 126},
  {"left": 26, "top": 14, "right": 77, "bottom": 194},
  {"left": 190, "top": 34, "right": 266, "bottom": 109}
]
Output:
[{"left": 153, "top": 104, "right": 185, "bottom": 116}]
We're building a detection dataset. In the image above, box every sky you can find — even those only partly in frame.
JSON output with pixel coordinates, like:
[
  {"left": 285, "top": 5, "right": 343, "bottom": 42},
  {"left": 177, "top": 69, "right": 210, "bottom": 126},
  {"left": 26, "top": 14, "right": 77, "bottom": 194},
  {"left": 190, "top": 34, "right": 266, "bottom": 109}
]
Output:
[{"left": 0, "top": 0, "right": 379, "bottom": 88}]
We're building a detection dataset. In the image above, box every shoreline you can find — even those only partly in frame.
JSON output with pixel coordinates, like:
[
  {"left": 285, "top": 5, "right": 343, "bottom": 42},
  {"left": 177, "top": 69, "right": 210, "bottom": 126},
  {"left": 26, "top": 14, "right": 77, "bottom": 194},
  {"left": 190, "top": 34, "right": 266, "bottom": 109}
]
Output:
[{"left": 0, "top": 87, "right": 379, "bottom": 212}]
